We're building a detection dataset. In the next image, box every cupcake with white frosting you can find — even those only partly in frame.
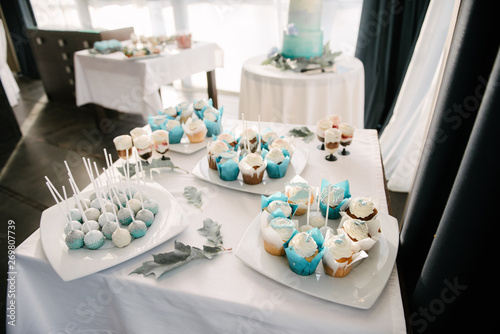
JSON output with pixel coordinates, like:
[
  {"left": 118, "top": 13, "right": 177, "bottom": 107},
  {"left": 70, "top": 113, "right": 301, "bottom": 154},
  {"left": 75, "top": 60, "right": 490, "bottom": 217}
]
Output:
[
  {"left": 216, "top": 150, "right": 240, "bottom": 181},
  {"left": 346, "top": 197, "right": 378, "bottom": 221},
  {"left": 183, "top": 118, "right": 207, "bottom": 143},
  {"left": 269, "top": 137, "right": 294, "bottom": 157},
  {"left": 238, "top": 153, "right": 267, "bottom": 185},
  {"left": 339, "top": 215, "right": 381, "bottom": 252},
  {"left": 285, "top": 176, "right": 314, "bottom": 216},
  {"left": 217, "top": 132, "right": 238, "bottom": 151},
  {"left": 207, "top": 139, "right": 229, "bottom": 170},
  {"left": 260, "top": 212, "right": 296, "bottom": 256},
  {"left": 265, "top": 147, "right": 290, "bottom": 179},
  {"left": 322, "top": 232, "right": 354, "bottom": 277},
  {"left": 284, "top": 228, "right": 325, "bottom": 276}
]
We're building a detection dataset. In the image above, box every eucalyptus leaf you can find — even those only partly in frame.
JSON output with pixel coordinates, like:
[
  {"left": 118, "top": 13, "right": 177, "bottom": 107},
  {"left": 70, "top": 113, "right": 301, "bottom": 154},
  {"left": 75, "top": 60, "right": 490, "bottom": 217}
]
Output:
[
  {"left": 197, "top": 218, "right": 223, "bottom": 247},
  {"left": 287, "top": 126, "right": 315, "bottom": 143},
  {"left": 262, "top": 43, "right": 341, "bottom": 72},
  {"left": 130, "top": 241, "right": 223, "bottom": 279},
  {"left": 184, "top": 186, "right": 203, "bottom": 209}
]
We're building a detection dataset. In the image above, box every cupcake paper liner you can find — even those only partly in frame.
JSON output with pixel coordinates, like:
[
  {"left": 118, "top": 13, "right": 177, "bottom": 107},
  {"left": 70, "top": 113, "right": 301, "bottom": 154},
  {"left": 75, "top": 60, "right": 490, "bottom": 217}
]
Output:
[
  {"left": 322, "top": 229, "right": 368, "bottom": 277},
  {"left": 261, "top": 192, "right": 298, "bottom": 219},
  {"left": 337, "top": 213, "right": 381, "bottom": 253},
  {"left": 319, "top": 179, "right": 351, "bottom": 219},
  {"left": 265, "top": 156, "right": 290, "bottom": 179},
  {"left": 167, "top": 124, "right": 184, "bottom": 144},
  {"left": 216, "top": 156, "right": 240, "bottom": 181},
  {"left": 284, "top": 228, "right": 326, "bottom": 276}
]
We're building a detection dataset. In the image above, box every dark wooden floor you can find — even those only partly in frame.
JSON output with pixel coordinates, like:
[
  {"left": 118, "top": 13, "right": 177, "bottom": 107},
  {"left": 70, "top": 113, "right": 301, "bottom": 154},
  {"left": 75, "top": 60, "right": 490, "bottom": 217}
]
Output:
[{"left": 1, "top": 78, "right": 408, "bottom": 329}]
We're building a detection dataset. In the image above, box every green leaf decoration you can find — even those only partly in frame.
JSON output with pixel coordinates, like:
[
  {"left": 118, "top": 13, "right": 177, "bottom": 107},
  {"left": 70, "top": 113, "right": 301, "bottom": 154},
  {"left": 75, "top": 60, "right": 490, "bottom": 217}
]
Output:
[
  {"left": 183, "top": 186, "right": 203, "bottom": 209},
  {"left": 197, "top": 218, "right": 223, "bottom": 247},
  {"left": 287, "top": 126, "right": 315, "bottom": 143},
  {"left": 262, "top": 43, "right": 342, "bottom": 72},
  {"left": 130, "top": 220, "right": 230, "bottom": 280},
  {"left": 130, "top": 241, "right": 223, "bottom": 279}
]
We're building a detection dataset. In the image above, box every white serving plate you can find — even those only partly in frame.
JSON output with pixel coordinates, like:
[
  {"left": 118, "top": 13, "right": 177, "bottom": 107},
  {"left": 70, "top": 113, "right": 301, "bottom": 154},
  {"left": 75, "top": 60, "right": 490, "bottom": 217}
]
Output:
[
  {"left": 235, "top": 211, "right": 399, "bottom": 309},
  {"left": 169, "top": 136, "right": 212, "bottom": 154},
  {"left": 191, "top": 145, "right": 309, "bottom": 195},
  {"left": 40, "top": 181, "right": 188, "bottom": 281}
]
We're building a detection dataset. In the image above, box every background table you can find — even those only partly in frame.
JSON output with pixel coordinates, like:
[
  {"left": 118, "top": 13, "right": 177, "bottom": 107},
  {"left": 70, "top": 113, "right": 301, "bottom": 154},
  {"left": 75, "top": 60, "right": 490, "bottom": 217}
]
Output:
[
  {"left": 75, "top": 41, "right": 224, "bottom": 119},
  {"left": 9, "top": 121, "right": 406, "bottom": 333},
  {"left": 239, "top": 55, "right": 364, "bottom": 128}
]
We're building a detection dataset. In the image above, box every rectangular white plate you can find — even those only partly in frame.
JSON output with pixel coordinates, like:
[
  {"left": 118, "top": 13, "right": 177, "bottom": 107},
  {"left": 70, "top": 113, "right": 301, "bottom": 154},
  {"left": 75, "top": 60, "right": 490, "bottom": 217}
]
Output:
[
  {"left": 191, "top": 145, "right": 309, "bottom": 195},
  {"left": 40, "top": 181, "right": 188, "bottom": 281},
  {"left": 235, "top": 211, "right": 399, "bottom": 309}
]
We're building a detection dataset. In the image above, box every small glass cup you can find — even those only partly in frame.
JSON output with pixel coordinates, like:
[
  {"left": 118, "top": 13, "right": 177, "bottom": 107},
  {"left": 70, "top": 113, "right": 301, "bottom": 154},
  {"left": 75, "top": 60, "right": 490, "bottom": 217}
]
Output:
[
  {"left": 152, "top": 129, "right": 169, "bottom": 160},
  {"left": 316, "top": 118, "right": 333, "bottom": 150},
  {"left": 134, "top": 135, "right": 153, "bottom": 161},
  {"left": 339, "top": 123, "right": 355, "bottom": 156},
  {"left": 113, "top": 135, "right": 133, "bottom": 160},
  {"left": 324, "top": 128, "right": 342, "bottom": 161},
  {"left": 130, "top": 127, "right": 148, "bottom": 143},
  {"left": 328, "top": 114, "right": 341, "bottom": 129},
  {"left": 176, "top": 31, "right": 192, "bottom": 49}
]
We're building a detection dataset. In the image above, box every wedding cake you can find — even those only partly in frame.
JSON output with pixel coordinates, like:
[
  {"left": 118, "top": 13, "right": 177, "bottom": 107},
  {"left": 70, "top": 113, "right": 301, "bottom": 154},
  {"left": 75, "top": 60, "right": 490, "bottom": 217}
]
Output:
[{"left": 281, "top": 0, "right": 324, "bottom": 59}]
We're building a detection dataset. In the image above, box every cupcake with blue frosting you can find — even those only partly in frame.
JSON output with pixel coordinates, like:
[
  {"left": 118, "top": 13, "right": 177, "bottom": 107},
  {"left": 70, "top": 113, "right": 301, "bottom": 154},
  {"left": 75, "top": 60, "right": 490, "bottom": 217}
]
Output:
[{"left": 319, "top": 179, "right": 351, "bottom": 219}]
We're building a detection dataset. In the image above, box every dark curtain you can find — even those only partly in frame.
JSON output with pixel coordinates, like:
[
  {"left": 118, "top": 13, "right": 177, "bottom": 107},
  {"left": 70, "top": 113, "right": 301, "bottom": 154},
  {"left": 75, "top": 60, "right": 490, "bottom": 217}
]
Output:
[
  {"left": 0, "top": 0, "right": 39, "bottom": 78},
  {"left": 398, "top": 1, "right": 500, "bottom": 333},
  {"left": 355, "top": 0, "right": 430, "bottom": 131}
]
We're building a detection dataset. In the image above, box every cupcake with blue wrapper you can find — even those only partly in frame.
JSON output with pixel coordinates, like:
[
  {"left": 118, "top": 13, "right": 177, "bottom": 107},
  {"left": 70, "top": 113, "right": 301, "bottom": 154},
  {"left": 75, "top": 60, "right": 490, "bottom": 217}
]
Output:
[
  {"left": 261, "top": 192, "right": 297, "bottom": 219},
  {"left": 148, "top": 113, "right": 168, "bottom": 131},
  {"left": 284, "top": 228, "right": 326, "bottom": 276},
  {"left": 216, "top": 132, "right": 238, "bottom": 151},
  {"left": 203, "top": 106, "right": 223, "bottom": 137},
  {"left": 216, "top": 151, "right": 240, "bottom": 181},
  {"left": 318, "top": 179, "right": 351, "bottom": 219},
  {"left": 164, "top": 119, "right": 184, "bottom": 144},
  {"left": 260, "top": 128, "right": 278, "bottom": 150},
  {"left": 269, "top": 137, "right": 295, "bottom": 157},
  {"left": 264, "top": 147, "right": 290, "bottom": 179},
  {"left": 164, "top": 106, "right": 179, "bottom": 120},
  {"left": 260, "top": 210, "right": 297, "bottom": 256},
  {"left": 193, "top": 98, "right": 212, "bottom": 115}
]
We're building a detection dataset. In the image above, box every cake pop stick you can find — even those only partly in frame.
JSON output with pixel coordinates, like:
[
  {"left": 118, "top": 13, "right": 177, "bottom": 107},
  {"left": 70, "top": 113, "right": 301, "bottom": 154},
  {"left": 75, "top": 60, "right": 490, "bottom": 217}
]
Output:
[
  {"left": 325, "top": 183, "right": 331, "bottom": 225},
  {"left": 306, "top": 187, "right": 311, "bottom": 227},
  {"left": 44, "top": 176, "right": 64, "bottom": 202},
  {"left": 69, "top": 179, "right": 88, "bottom": 223},
  {"left": 258, "top": 115, "right": 261, "bottom": 149},
  {"left": 92, "top": 161, "right": 108, "bottom": 214},
  {"left": 46, "top": 181, "right": 70, "bottom": 224},
  {"left": 134, "top": 166, "right": 145, "bottom": 211}
]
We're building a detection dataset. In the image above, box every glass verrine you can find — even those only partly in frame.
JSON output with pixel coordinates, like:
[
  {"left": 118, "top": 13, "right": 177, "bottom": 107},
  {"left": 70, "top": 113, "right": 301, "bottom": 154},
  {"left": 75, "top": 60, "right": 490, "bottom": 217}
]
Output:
[
  {"left": 324, "top": 128, "right": 341, "bottom": 161},
  {"left": 113, "top": 135, "right": 133, "bottom": 160},
  {"left": 152, "top": 129, "right": 169, "bottom": 159},
  {"left": 339, "top": 123, "right": 355, "bottom": 156},
  {"left": 134, "top": 135, "right": 153, "bottom": 161},
  {"left": 316, "top": 118, "right": 333, "bottom": 150}
]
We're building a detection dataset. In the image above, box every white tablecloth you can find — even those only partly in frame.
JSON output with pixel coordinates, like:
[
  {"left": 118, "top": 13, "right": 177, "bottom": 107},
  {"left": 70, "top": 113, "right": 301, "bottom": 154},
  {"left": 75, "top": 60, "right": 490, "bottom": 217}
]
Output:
[
  {"left": 74, "top": 42, "right": 224, "bottom": 118},
  {"left": 8, "top": 121, "right": 406, "bottom": 334},
  {"left": 239, "top": 55, "right": 365, "bottom": 128}
]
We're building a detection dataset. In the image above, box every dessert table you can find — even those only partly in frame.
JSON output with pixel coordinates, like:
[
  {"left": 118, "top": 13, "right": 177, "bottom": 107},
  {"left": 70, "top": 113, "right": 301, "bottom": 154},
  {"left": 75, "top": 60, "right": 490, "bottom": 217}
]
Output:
[
  {"left": 8, "top": 120, "right": 406, "bottom": 333},
  {"left": 239, "top": 55, "right": 365, "bottom": 128},
  {"left": 74, "top": 41, "right": 224, "bottom": 119}
]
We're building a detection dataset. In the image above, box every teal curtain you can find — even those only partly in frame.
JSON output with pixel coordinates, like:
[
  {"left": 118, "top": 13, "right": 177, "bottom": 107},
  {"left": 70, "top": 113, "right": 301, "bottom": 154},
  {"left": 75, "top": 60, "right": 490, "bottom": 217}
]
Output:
[{"left": 355, "top": 0, "right": 430, "bottom": 131}]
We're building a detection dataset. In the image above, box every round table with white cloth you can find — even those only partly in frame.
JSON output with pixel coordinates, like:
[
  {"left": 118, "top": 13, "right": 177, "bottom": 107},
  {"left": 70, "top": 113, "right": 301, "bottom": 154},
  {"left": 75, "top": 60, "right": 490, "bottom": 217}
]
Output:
[{"left": 239, "top": 54, "right": 364, "bottom": 128}]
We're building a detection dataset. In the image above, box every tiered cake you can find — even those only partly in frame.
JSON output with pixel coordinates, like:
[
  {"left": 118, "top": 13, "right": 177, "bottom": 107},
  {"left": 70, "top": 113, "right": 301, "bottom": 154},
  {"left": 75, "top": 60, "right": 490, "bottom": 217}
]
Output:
[{"left": 281, "top": 0, "right": 323, "bottom": 59}]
